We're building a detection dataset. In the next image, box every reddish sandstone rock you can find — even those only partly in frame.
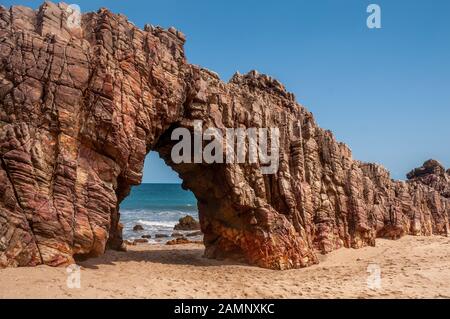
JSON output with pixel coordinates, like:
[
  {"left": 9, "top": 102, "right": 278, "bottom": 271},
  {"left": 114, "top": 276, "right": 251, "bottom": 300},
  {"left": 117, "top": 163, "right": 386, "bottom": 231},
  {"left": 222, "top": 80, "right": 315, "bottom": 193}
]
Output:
[
  {"left": 407, "top": 159, "right": 450, "bottom": 198},
  {"left": 0, "top": 2, "right": 449, "bottom": 269}
]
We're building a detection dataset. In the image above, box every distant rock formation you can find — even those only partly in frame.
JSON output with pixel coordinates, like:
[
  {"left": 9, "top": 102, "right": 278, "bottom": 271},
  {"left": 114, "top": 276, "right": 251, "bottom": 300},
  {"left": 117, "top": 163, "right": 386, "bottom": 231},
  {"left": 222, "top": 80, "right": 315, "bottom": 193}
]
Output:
[
  {"left": 174, "top": 216, "right": 201, "bottom": 231},
  {"left": 0, "top": 2, "right": 448, "bottom": 269}
]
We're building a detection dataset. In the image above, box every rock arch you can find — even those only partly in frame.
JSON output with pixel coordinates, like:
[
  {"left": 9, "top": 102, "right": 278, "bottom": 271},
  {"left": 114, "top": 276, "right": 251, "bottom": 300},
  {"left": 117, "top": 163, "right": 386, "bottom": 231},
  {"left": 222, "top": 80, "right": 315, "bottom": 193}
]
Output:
[{"left": 0, "top": 2, "right": 449, "bottom": 269}]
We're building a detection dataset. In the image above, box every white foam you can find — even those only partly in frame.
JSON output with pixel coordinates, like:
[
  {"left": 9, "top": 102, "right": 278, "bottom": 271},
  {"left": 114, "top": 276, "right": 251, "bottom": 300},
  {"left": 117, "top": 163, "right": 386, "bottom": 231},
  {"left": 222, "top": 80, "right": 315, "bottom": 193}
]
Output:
[{"left": 136, "top": 220, "right": 177, "bottom": 228}]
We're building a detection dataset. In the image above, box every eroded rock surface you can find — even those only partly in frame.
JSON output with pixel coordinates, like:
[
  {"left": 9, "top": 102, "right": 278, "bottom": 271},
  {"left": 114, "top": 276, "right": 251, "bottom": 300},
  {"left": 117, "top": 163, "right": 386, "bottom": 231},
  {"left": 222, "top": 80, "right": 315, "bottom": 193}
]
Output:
[{"left": 0, "top": 2, "right": 449, "bottom": 269}]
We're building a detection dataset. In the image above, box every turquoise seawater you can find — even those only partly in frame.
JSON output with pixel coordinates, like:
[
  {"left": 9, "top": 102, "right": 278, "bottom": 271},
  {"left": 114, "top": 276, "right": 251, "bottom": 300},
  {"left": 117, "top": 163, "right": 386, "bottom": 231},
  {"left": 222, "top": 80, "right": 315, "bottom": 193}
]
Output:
[{"left": 119, "top": 184, "right": 198, "bottom": 241}]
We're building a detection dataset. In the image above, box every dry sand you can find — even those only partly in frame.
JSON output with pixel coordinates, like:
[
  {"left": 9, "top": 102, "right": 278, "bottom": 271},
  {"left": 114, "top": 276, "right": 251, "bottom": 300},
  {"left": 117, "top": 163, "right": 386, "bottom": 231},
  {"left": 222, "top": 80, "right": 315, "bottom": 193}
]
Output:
[{"left": 0, "top": 235, "right": 449, "bottom": 299}]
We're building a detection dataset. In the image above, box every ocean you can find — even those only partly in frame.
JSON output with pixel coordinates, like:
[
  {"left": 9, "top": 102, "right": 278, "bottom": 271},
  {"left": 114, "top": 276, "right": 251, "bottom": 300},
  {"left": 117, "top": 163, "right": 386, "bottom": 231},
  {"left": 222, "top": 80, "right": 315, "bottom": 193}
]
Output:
[{"left": 119, "top": 183, "right": 199, "bottom": 243}]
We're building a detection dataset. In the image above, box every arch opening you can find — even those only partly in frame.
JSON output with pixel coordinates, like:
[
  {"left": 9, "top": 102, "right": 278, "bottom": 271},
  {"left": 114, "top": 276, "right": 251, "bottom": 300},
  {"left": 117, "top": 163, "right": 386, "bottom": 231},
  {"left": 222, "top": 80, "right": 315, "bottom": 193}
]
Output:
[{"left": 119, "top": 151, "right": 202, "bottom": 245}]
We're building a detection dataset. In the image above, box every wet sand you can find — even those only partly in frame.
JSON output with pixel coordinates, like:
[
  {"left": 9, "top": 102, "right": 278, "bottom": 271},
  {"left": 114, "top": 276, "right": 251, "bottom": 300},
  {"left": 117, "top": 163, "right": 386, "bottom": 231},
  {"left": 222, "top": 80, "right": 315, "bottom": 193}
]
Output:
[{"left": 0, "top": 235, "right": 449, "bottom": 298}]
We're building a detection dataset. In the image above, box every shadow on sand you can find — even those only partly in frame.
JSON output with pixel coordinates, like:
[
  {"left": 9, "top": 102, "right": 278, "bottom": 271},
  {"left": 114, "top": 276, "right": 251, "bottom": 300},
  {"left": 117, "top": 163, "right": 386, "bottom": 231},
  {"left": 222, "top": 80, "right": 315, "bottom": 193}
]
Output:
[{"left": 77, "top": 246, "right": 248, "bottom": 270}]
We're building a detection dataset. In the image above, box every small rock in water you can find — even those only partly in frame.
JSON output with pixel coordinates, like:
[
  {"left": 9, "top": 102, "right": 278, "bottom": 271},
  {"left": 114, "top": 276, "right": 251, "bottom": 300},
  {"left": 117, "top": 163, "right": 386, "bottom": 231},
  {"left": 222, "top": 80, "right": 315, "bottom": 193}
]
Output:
[
  {"left": 155, "top": 233, "right": 169, "bottom": 238},
  {"left": 141, "top": 235, "right": 151, "bottom": 239},
  {"left": 133, "top": 238, "right": 148, "bottom": 244},
  {"left": 172, "top": 232, "right": 184, "bottom": 238},
  {"left": 166, "top": 237, "right": 203, "bottom": 245},
  {"left": 133, "top": 225, "right": 144, "bottom": 231},
  {"left": 174, "top": 215, "right": 200, "bottom": 231},
  {"left": 186, "top": 231, "right": 203, "bottom": 237}
]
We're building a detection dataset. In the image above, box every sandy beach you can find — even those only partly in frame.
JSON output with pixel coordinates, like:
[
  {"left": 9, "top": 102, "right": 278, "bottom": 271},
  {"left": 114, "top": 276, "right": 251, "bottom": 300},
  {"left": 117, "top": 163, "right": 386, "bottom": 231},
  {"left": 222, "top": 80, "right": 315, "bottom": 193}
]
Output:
[{"left": 0, "top": 235, "right": 449, "bottom": 299}]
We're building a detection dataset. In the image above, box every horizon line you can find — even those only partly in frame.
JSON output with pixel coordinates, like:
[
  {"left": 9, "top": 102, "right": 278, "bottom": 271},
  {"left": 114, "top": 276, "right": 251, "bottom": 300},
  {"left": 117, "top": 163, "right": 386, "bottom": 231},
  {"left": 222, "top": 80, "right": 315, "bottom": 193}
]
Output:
[{"left": 140, "top": 182, "right": 182, "bottom": 184}]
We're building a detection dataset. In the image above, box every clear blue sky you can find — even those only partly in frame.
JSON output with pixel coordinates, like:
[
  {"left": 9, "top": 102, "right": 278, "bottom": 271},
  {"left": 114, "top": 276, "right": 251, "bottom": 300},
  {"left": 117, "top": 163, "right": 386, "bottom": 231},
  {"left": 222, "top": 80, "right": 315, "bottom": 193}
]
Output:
[{"left": 5, "top": 0, "right": 450, "bottom": 182}]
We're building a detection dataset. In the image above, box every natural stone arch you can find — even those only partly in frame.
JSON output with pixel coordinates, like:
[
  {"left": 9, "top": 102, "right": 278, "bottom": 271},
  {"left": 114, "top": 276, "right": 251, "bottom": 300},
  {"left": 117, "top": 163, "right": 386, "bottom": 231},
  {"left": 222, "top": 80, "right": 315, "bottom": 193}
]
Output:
[
  {"left": 153, "top": 117, "right": 318, "bottom": 269},
  {"left": 0, "top": 2, "right": 449, "bottom": 269}
]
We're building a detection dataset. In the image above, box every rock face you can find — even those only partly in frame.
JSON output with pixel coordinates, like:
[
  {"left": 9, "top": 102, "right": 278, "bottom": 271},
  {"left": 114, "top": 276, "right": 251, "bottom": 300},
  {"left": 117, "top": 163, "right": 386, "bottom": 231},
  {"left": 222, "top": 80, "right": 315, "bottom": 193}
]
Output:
[{"left": 0, "top": 2, "right": 449, "bottom": 269}]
